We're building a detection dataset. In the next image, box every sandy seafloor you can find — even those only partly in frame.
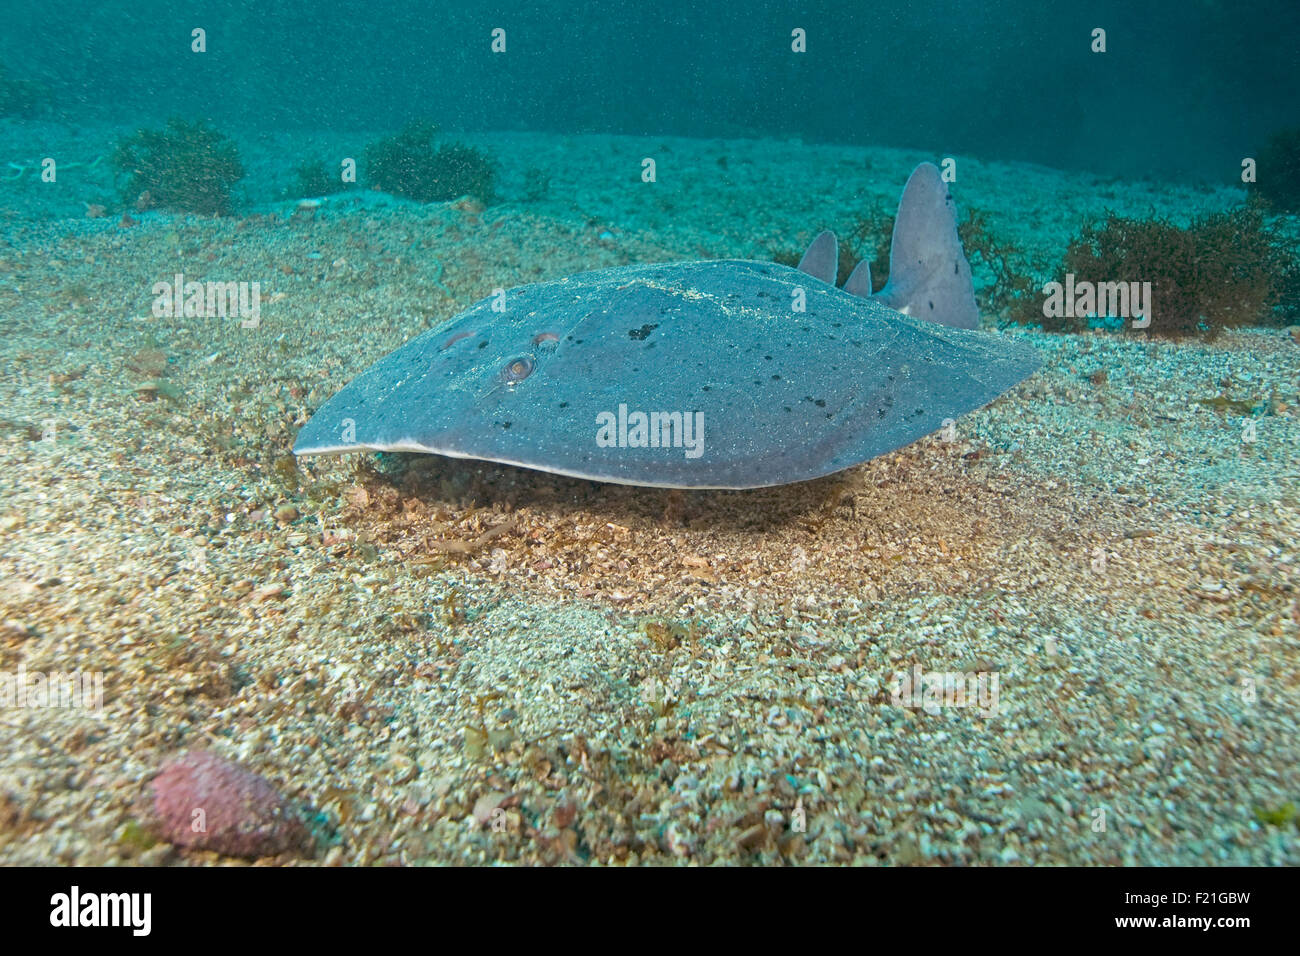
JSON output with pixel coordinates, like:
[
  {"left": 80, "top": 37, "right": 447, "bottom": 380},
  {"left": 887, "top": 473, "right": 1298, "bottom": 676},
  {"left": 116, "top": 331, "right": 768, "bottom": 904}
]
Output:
[{"left": 0, "top": 120, "right": 1297, "bottom": 866}]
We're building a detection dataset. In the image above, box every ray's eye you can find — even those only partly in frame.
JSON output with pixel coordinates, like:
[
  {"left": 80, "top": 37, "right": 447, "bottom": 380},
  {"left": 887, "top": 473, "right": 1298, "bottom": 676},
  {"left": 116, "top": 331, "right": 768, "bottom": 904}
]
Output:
[
  {"left": 501, "top": 354, "right": 535, "bottom": 385},
  {"left": 532, "top": 332, "right": 559, "bottom": 348}
]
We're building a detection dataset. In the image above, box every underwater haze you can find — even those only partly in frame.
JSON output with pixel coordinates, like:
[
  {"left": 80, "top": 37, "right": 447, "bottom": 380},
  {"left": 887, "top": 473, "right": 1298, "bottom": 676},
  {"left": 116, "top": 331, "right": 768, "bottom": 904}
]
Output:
[
  {"left": 0, "top": 0, "right": 1298, "bottom": 880},
  {"left": 4, "top": 0, "right": 1299, "bottom": 179}
]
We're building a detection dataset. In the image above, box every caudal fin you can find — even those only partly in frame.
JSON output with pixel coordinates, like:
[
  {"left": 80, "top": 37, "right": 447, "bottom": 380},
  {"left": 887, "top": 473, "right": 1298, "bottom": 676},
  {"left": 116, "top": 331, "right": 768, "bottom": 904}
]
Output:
[{"left": 874, "top": 162, "right": 979, "bottom": 330}]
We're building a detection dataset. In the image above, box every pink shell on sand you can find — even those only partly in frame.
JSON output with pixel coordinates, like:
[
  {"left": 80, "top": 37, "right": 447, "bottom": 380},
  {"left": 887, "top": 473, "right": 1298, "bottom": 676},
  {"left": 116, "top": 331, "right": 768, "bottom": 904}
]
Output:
[{"left": 150, "top": 750, "right": 312, "bottom": 858}]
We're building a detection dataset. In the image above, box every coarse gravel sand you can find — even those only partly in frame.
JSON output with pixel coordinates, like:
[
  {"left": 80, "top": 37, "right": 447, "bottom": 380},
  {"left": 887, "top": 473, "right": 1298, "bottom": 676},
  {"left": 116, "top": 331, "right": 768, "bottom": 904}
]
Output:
[{"left": 0, "top": 126, "right": 1296, "bottom": 865}]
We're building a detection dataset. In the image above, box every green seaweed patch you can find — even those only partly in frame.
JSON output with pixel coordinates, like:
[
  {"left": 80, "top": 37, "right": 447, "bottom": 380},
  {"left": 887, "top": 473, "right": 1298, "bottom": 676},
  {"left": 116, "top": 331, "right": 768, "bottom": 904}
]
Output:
[
  {"left": 271, "top": 454, "right": 301, "bottom": 491},
  {"left": 440, "top": 589, "right": 467, "bottom": 627},
  {"left": 299, "top": 479, "right": 341, "bottom": 507},
  {"left": 117, "top": 818, "right": 158, "bottom": 853},
  {"left": 639, "top": 618, "right": 697, "bottom": 652},
  {"left": 1253, "top": 802, "right": 1298, "bottom": 827},
  {"left": 1195, "top": 393, "right": 1266, "bottom": 416},
  {"left": 463, "top": 691, "right": 513, "bottom": 762}
]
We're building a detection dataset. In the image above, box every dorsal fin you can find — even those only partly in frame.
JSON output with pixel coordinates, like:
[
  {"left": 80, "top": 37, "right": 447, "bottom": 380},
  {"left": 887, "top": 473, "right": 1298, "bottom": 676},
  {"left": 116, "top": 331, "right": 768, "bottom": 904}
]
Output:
[
  {"left": 796, "top": 230, "right": 838, "bottom": 284},
  {"left": 844, "top": 259, "right": 872, "bottom": 298},
  {"left": 874, "top": 163, "right": 979, "bottom": 330}
]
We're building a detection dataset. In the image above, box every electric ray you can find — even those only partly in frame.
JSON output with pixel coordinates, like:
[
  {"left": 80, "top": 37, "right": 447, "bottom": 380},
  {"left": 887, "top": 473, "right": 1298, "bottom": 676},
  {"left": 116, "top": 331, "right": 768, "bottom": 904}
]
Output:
[{"left": 293, "top": 162, "right": 1040, "bottom": 489}]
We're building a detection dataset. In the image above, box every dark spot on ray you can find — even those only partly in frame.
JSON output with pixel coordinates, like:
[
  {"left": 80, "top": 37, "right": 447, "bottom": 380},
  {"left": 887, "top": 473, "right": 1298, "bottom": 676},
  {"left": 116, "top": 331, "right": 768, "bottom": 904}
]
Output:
[
  {"left": 771, "top": 374, "right": 781, "bottom": 380},
  {"left": 825, "top": 413, "right": 834, "bottom": 419},
  {"left": 702, "top": 385, "right": 711, "bottom": 391},
  {"left": 500, "top": 421, "right": 512, "bottom": 429},
  {"left": 558, "top": 401, "right": 568, "bottom": 408},
  {"left": 478, "top": 341, "right": 489, "bottom": 349},
  {"left": 628, "top": 323, "right": 658, "bottom": 340},
  {"left": 753, "top": 380, "right": 762, "bottom": 386},
  {"left": 832, "top": 322, "right": 842, "bottom": 328},
  {"left": 929, "top": 301, "right": 935, "bottom": 310},
  {"left": 764, "top": 355, "right": 772, "bottom": 361},
  {"left": 814, "top": 399, "right": 826, "bottom": 407},
  {"left": 851, "top": 340, "right": 862, "bottom": 347}
]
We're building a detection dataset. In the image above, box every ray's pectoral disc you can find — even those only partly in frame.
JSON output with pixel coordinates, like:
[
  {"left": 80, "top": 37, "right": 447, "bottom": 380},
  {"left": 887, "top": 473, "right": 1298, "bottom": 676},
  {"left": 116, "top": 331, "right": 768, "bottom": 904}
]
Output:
[{"left": 293, "top": 163, "right": 1040, "bottom": 489}]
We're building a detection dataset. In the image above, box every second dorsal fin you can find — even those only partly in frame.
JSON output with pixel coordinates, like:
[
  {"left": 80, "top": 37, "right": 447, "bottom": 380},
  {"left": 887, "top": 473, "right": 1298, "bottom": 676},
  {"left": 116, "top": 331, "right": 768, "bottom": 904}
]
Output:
[
  {"left": 796, "top": 230, "right": 838, "bottom": 284},
  {"left": 844, "top": 259, "right": 872, "bottom": 297}
]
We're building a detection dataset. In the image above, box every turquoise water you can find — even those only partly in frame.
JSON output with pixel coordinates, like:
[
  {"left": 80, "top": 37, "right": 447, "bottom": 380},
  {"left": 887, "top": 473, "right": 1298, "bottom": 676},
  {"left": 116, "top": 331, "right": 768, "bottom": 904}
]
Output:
[{"left": 3, "top": 1, "right": 1297, "bottom": 179}]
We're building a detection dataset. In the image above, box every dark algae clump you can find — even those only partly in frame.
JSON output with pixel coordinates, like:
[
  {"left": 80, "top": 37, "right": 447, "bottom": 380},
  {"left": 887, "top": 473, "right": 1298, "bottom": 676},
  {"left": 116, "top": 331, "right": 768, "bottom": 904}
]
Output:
[
  {"left": 364, "top": 121, "right": 497, "bottom": 204},
  {"left": 288, "top": 157, "right": 351, "bottom": 198},
  {"left": 957, "top": 208, "right": 1039, "bottom": 313},
  {"left": 0, "top": 60, "right": 49, "bottom": 117},
  {"left": 112, "top": 118, "right": 245, "bottom": 215},
  {"left": 1251, "top": 126, "right": 1300, "bottom": 214},
  {"left": 1014, "top": 205, "right": 1299, "bottom": 338}
]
